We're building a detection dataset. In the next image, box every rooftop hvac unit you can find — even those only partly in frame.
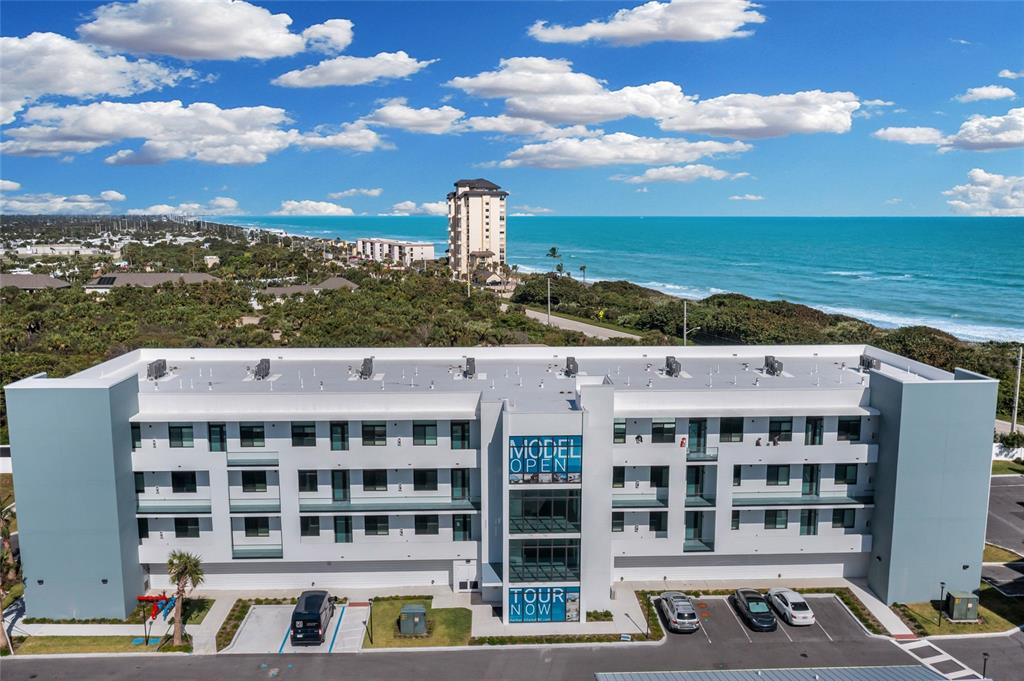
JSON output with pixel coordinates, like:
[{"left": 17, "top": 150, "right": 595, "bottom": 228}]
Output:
[
  {"left": 146, "top": 359, "right": 167, "bottom": 381},
  {"left": 665, "top": 356, "right": 682, "bottom": 378},
  {"left": 254, "top": 358, "right": 271, "bottom": 381},
  {"left": 565, "top": 356, "right": 579, "bottom": 378},
  {"left": 944, "top": 592, "right": 979, "bottom": 622},
  {"left": 463, "top": 357, "right": 476, "bottom": 379},
  {"left": 764, "top": 355, "right": 784, "bottom": 376},
  {"left": 859, "top": 354, "right": 881, "bottom": 371},
  {"left": 359, "top": 357, "right": 374, "bottom": 380}
]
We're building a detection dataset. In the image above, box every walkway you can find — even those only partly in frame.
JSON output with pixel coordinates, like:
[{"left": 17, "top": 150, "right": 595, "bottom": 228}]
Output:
[
  {"left": 893, "top": 638, "right": 984, "bottom": 679},
  {"left": 499, "top": 303, "right": 640, "bottom": 340}
]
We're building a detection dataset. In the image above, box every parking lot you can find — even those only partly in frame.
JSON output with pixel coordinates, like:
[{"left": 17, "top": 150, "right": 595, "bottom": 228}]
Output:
[{"left": 227, "top": 603, "right": 364, "bottom": 654}]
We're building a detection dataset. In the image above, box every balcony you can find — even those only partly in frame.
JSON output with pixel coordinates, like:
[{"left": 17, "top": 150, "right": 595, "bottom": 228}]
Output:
[
  {"left": 507, "top": 563, "right": 580, "bottom": 583},
  {"left": 683, "top": 539, "right": 715, "bottom": 552},
  {"left": 229, "top": 497, "right": 281, "bottom": 513},
  {"left": 297, "top": 497, "right": 481, "bottom": 514},
  {"left": 232, "top": 544, "right": 283, "bottom": 559},
  {"left": 684, "top": 494, "right": 716, "bottom": 508},
  {"left": 686, "top": 446, "right": 719, "bottom": 462},
  {"left": 731, "top": 493, "right": 875, "bottom": 507},
  {"left": 226, "top": 450, "right": 279, "bottom": 467},
  {"left": 136, "top": 498, "right": 211, "bottom": 514},
  {"left": 508, "top": 516, "right": 581, "bottom": 534},
  {"left": 611, "top": 494, "right": 669, "bottom": 510}
]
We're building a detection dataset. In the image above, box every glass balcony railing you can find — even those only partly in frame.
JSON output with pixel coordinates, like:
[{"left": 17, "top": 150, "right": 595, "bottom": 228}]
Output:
[
  {"left": 136, "top": 498, "right": 212, "bottom": 514},
  {"left": 731, "top": 492, "right": 875, "bottom": 507},
  {"left": 226, "top": 450, "right": 279, "bottom": 467},
  {"left": 684, "top": 493, "right": 716, "bottom": 508},
  {"left": 686, "top": 446, "right": 719, "bottom": 462},
  {"left": 683, "top": 538, "right": 715, "bottom": 552},
  {"left": 507, "top": 563, "right": 580, "bottom": 583},
  {"left": 232, "top": 544, "right": 283, "bottom": 559},
  {"left": 611, "top": 494, "right": 669, "bottom": 509},
  {"left": 508, "top": 516, "right": 581, "bottom": 534},
  {"left": 228, "top": 497, "right": 281, "bottom": 513}
]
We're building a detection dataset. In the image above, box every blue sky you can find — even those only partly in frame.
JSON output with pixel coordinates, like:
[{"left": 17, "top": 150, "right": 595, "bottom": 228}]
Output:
[{"left": 0, "top": 0, "right": 1022, "bottom": 217}]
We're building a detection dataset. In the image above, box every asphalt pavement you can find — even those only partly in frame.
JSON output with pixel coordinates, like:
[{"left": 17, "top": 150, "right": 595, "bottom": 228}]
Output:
[{"left": 987, "top": 475, "right": 1024, "bottom": 554}]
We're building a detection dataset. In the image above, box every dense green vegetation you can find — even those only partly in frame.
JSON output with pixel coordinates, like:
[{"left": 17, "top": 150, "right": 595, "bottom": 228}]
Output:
[{"left": 513, "top": 274, "right": 1022, "bottom": 419}]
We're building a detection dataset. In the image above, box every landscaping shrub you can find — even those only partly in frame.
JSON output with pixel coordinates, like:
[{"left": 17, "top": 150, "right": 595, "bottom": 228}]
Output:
[{"left": 586, "top": 609, "right": 613, "bottom": 622}]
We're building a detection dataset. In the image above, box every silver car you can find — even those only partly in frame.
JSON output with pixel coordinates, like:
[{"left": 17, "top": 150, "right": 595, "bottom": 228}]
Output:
[{"left": 657, "top": 591, "right": 701, "bottom": 633}]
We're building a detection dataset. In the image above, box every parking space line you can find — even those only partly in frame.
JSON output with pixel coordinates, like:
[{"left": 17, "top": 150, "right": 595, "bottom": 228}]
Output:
[
  {"left": 723, "top": 599, "right": 753, "bottom": 643},
  {"left": 327, "top": 605, "right": 346, "bottom": 653},
  {"left": 778, "top": 622, "right": 794, "bottom": 643},
  {"left": 815, "top": 619, "right": 834, "bottom": 642},
  {"left": 277, "top": 625, "right": 290, "bottom": 654}
]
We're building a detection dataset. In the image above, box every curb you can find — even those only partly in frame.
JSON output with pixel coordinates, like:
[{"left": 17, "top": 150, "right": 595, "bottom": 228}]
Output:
[
  {"left": 360, "top": 636, "right": 668, "bottom": 653},
  {"left": 925, "top": 625, "right": 1024, "bottom": 641}
]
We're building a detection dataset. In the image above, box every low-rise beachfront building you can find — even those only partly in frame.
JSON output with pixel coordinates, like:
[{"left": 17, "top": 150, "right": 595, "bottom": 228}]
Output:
[
  {"left": 447, "top": 178, "right": 508, "bottom": 279},
  {"left": 84, "top": 272, "right": 221, "bottom": 293},
  {"left": 5, "top": 345, "right": 996, "bottom": 622},
  {"left": 356, "top": 238, "right": 435, "bottom": 267},
  {"left": 0, "top": 273, "right": 71, "bottom": 292}
]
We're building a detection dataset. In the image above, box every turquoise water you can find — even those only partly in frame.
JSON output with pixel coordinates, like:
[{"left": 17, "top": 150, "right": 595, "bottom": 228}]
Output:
[{"left": 218, "top": 216, "right": 1024, "bottom": 342}]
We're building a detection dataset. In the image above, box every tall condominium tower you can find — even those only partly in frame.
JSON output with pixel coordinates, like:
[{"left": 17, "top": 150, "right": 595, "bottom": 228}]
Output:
[{"left": 446, "top": 178, "right": 508, "bottom": 279}]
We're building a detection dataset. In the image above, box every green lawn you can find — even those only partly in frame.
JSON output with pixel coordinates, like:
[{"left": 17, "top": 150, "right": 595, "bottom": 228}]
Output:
[
  {"left": 899, "top": 584, "right": 1023, "bottom": 635},
  {"left": 362, "top": 597, "right": 472, "bottom": 648},
  {"left": 984, "top": 543, "right": 1023, "bottom": 563},
  {"left": 14, "top": 635, "right": 168, "bottom": 655},
  {"left": 0, "top": 473, "right": 12, "bottom": 502},
  {"left": 992, "top": 459, "right": 1024, "bottom": 475}
]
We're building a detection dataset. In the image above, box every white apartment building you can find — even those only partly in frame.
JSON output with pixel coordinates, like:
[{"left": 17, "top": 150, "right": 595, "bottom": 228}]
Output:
[
  {"left": 447, "top": 178, "right": 508, "bottom": 279},
  {"left": 5, "top": 345, "right": 996, "bottom": 624},
  {"left": 356, "top": 238, "right": 435, "bottom": 267}
]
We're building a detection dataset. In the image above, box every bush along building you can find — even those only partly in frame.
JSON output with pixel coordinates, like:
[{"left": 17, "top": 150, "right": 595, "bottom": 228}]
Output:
[{"left": 4, "top": 345, "right": 996, "bottom": 621}]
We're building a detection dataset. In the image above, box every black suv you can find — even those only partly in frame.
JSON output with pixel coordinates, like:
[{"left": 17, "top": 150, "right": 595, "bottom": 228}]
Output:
[{"left": 290, "top": 590, "right": 336, "bottom": 645}]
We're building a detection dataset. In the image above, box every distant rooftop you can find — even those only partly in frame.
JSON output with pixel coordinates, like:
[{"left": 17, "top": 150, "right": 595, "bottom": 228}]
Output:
[
  {"left": 85, "top": 272, "right": 221, "bottom": 288},
  {"left": 454, "top": 178, "right": 501, "bottom": 190},
  {"left": 263, "top": 276, "right": 358, "bottom": 297},
  {"left": 0, "top": 273, "right": 70, "bottom": 290}
]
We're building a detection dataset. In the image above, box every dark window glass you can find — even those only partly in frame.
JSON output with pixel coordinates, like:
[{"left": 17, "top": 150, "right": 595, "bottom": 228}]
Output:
[
  {"left": 832, "top": 508, "right": 856, "bottom": 529},
  {"left": 131, "top": 423, "right": 142, "bottom": 450},
  {"left": 508, "top": 538, "right": 581, "bottom": 582},
  {"left": 509, "top": 489, "right": 581, "bottom": 533},
  {"left": 450, "top": 421, "right": 471, "bottom": 449},
  {"left": 169, "top": 424, "right": 194, "bottom": 448},
  {"left": 240, "top": 423, "right": 265, "bottom": 448},
  {"left": 613, "top": 419, "right": 626, "bottom": 444},
  {"left": 171, "top": 471, "right": 197, "bottom": 493},
  {"left": 413, "top": 469, "right": 438, "bottom": 491},
  {"left": 612, "top": 466, "right": 625, "bottom": 488},
  {"left": 769, "top": 417, "right": 793, "bottom": 443},
  {"left": 767, "top": 464, "right": 790, "bottom": 486},
  {"left": 208, "top": 423, "right": 226, "bottom": 452},
  {"left": 330, "top": 421, "right": 349, "bottom": 451},
  {"left": 241, "top": 470, "right": 267, "bottom": 493},
  {"left": 413, "top": 421, "right": 438, "bottom": 446},
  {"left": 800, "top": 509, "right": 819, "bottom": 535},
  {"left": 135, "top": 472, "right": 145, "bottom": 494},
  {"left": 174, "top": 517, "right": 200, "bottom": 538},
  {"left": 300, "top": 516, "right": 320, "bottom": 537},
  {"left": 835, "top": 464, "right": 858, "bottom": 485},
  {"left": 138, "top": 517, "right": 149, "bottom": 539},
  {"left": 244, "top": 516, "right": 269, "bottom": 537},
  {"left": 838, "top": 416, "right": 862, "bottom": 442},
  {"left": 649, "top": 511, "right": 668, "bottom": 533},
  {"left": 298, "top": 470, "right": 318, "bottom": 493},
  {"left": 720, "top": 417, "right": 744, "bottom": 443},
  {"left": 415, "top": 514, "right": 439, "bottom": 535},
  {"left": 364, "top": 515, "right": 389, "bottom": 536},
  {"left": 612, "top": 511, "right": 624, "bottom": 533},
  {"left": 764, "top": 510, "right": 788, "bottom": 529},
  {"left": 334, "top": 516, "right": 352, "bottom": 543},
  {"left": 651, "top": 418, "right": 676, "bottom": 443},
  {"left": 804, "top": 417, "right": 824, "bottom": 446},
  {"left": 650, "top": 466, "right": 669, "bottom": 488},
  {"left": 731, "top": 510, "right": 740, "bottom": 530},
  {"left": 291, "top": 422, "right": 316, "bottom": 447},
  {"left": 362, "top": 421, "right": 386, "bottom": 446},
  {"left": 733, "top": 465, "right": 741, "bottom": 487},
  {"left": 363, "top": 469, "right": 388, "bottom": 491},
  {"left": 453, "top": 514, "right": 472, "bottom": 541}
]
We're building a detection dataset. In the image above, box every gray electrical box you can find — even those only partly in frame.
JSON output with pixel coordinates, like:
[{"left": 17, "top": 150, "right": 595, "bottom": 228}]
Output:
[
  {"left": 398, "top": 603, "right": 427, "bottom": 635},
  {"left": 146, "top": 359, "right": 167, "bottom": 380},
  {"left": 944, "top": 591, "right": 979, "bottom": 622}
]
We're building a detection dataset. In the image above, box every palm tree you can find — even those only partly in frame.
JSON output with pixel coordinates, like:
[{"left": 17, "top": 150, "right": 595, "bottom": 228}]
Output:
[
  {"left": 166, "top": 551, "right": 204, "bottom": 646},
  {"left": 579, "top": 264, "right": 587, "bottom": 283},
  {"left": 546, "top": 246, "right": 560, "bottom": 260},
  {"left": 555, "top": 262, "right": 565, "bottom": 275}
]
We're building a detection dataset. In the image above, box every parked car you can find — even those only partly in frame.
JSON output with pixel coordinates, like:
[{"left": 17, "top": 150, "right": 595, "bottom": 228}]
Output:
[
  {"left": 290, "top": 590, "right": 336, "bottom": 645},
  {"left": 731, "top": 588, "right": 777, "bottom": 631},
  {"left": 767, "top": 588, "right": 816, "bottom": 626},
  {"left": 657, "top": 591, "right": 701, "bottom": 633}
]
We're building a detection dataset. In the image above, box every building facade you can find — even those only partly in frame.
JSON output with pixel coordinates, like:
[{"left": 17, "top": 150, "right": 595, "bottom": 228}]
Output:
[
  {"left": 355, "top": 238, "right": 435, "bottom": 267},
  {"left": 5, "top": 345, "right": 996, "bottom": 622},
  {"left": 446, "top": 178, "right": 508, "bottom": 279}
]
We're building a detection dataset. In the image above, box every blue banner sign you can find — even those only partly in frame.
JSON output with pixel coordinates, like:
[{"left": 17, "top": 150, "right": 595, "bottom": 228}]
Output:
[
  {"left": 508, "top": 586, "right": 580, "bottom": 623},
  {"left": 508, "top": 435, "right": 582, "bottom": 484}
]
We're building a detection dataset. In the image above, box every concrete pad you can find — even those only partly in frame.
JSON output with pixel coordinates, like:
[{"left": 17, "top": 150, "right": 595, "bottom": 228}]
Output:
[{"left": 229, "top": 605, "right": 293, "bottom": 654}]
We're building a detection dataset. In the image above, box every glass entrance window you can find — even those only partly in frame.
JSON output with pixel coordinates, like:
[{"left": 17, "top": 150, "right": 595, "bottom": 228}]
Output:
[
  {"left": 331, "top": 470, "right": 350, "bottom": 501},
  {"left": 687, "top": 419, "right": 707, "bottom": 453},
  {"left": 651, "top": 418, "right": 676, "bottom": 443},
  {"left": 800, "top": 509, "right": 818, "bottom": 535},
  {"left": 509, "top": 489, "right": 581, "bottom": 533},
  {"left": 333, "top": 516, "right": 352, "bottom": 543},
  {"left": 802, "top": 464, "right": 820, "bottom": 496},
  {"left": 804, "top": 417, "right": 824, "bottom": 446},
  {"left": 453, "top": 514, "right": 472, "bottom": 541},
  {"left": 769, "top": 417, "right": 793, "bottom": 444},
  {"left": 508, "top": 538, "right": 581, "bottom": 582}
]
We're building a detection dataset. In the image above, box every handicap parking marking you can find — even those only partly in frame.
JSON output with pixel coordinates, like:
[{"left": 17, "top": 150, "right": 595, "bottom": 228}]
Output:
[
  {"left": 277, "top": 624, "right": 291, "bottom": 654},
  {"left": 327, "top": 605, "right": 346, "bottom": 653}
]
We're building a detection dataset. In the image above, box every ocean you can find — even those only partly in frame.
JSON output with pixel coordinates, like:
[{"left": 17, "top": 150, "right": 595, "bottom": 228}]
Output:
[{"left": 216, "top": 215, "right": 1024, "bottom": 343}]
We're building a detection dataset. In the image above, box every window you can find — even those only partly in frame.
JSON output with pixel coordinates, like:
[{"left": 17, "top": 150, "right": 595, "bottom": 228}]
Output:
[
  {"left": 731, "top": 510, "right": 740, "bottom": 530},
  {"left": 362, "top": 421, "right": 386, "bottom": 446},
  {"left": 804, "top": 417, "right": 824, "bottom": 446},
  {"left": 208, "top": 423, "right": 226, "bottom": 452},
  {"left": 764, "top": 510, "right": 788, "bottom": 529},
  {"left": 334, "top": 516, "right": 352, "bottom": 543},
  {"left": 451, "top": 421, "right": 471, "bottom": 449},
  {"left": 240, "top": 423, "right": 265, "bottom": 448},
  {"left": 174, "top": 517, "right": 200, "bottom": 538},
  {"left": 453, "top": 514, "right": 472, "bottom": 541},
  {"left": 413, "top": 421, "right": 438, "bottom": 446},
  {"left": 613, "top": 418, "right": 626, "bottom": 444},
  {"left": 767, "top": 464, "right": 790, "bottom": 486},
  {"left": 300, "top": 516, "right": 320, "bottom": 537},
  {"left": 832, "top": 508, "right": 856, "bottom": 529},
  {"left": 509, "top": 490, "right": 581, "bottom": 533},
  {"left": 138, "top": 517, "right": 149, "bottom": 540},
  {"left": 612, "top": 511, "right": 624, "bottom": 533},
  {"left": 800, "top": 509, "right": 818, "bottom": 536},
  {"left": 363, "top": 469, "right": 388, "bottom": 491},
  {"left": 244, "top": 517, "right": 269, "bottom": 537},
  {"left": 415, "top": 514, "right": 439, "bottom": 535},
  {"left": 298, "top": 470, "right": 318, "bottom": 493},
  {"left": 413, "top": 469, "right": 438, "bottom": 491},
  {"left": 733, "top": 465, "right": 742, "bottom": 487},
  {"left": 835, "top": 464, "right": 858, "bottom": 485},
  {"left": 651, "top": 418, "right": 676, "bottom": 443},
  {"left": 171, "top": 471, "right": 197, "bottom": 494},
  {"left": 720, "top": 417, "right": 744, "bottom": 443},
  {"left": 650, "top": 466, "right": 669, "bottom": 488},
  {"left": 649, "top": 511, "right": 668, "bottom": 533},
  {"left": 135, "top": 472, "right": 145, "bottom": 494},
  {"left": 169, "top": 424, "right": 194, "bottom": 448},
  {"left": 612, "top": 466, "right": 625, "bottom": 488},
  {"left": 131, "top": 423, "right": 142, "bottom": 450},
  {"left": 291, "top": 422, "right": 316, "bottom": 447},
  {"left": 364, "top": 515, "right": 389, "bottom": 536},
  {"left": 241, "top": 470, "right": 267, "bottom": 493},
  {"left": 838, "top": 416, "right": 862, "bottom": 442},
  {"left": 508, "top": 538, "right": 580, "bottom": 582},
  {"left": 769, "top": 417, "right": 793, "bottom": 443},
  {"left": 330, "top": 421, "right": 349, "bottom": 451}
]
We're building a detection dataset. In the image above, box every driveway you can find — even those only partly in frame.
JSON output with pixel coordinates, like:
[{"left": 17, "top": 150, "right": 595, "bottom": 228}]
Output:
[{"left": 227, "top": 604, "right": 350, "bottom": 654}]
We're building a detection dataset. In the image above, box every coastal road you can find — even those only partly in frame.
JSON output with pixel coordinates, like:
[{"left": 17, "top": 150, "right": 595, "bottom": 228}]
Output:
[{"left": 500, "top": 304, "right": 641, "bottom": 340}]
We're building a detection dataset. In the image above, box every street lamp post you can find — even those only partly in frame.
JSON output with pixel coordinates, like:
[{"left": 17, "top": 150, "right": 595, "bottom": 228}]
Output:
[
  {"left": 937, "top": 581, "right": 946, "bottom": 625},
  {"left": 982, "top": 652, "right": 990, "bottom": 678}
]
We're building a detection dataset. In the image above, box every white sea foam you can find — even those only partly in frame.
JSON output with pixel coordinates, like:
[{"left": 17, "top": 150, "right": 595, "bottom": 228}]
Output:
[{"left": 818, "top": 305, "right": 1023, "bottom": 342}]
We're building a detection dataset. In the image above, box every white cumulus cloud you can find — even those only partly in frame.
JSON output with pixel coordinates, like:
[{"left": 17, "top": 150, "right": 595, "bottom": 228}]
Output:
[
  {"left": 497, "top": 132, "right": 750, "bottom": 169},
  {"left": 872, "top": 126, "right": 946, "bottom": 145},
  {"left": 1, "top": 191, "right": 125, "bottom": 214},
  {"left": 272, "top": 200, "right": 353, "bottom": 216},
  {"left": 300, "top": 122, "right": 386, "bottom": 153},
  {"left": 874, "top": 108, "right": 1024, "bottom": 151},
  {"left": 943, "top": 169, "right": 1023, "bottom": 216},
  {"left": 447, "top": 57, "right": 605, "bottom": 97},
  {"left": 0, "top": 32, "right": 193, "bottom": 124},
  {"left": 0, "top": 179, "right": 22, "bottom": 192},
  {"left": 728, "top": 194, "right": 763, "bottom": 201},
  {"left": 615, "top": 164, "right": 747, "bottom": 183},
  {"left": 99, "top": 190, "right": 127, "bottom": 201},
  {"left": 301, "top": 19, "right": 354, "bottom": 54},
  {"left": 998, "top": 69, "right": 1024, "bottom": 80},
  {"left": 328, "top": 187, "right": 383, "bottom": 199},
  {"left": 273, "top": 51, "right": 436, "bottom": 88},
  {"left": 127, "top": 196, "right": 239, "bottom": 215},
  {"left": 512, "top": 205, "right": 553, "bottom": 214},
  {"left": 463, "top": 115, "right": 602, "bottom": 140},
  {"left": 364, "top": 98, "right": 465, "bottom": 134},
  {"left": 388, "top": 200, "right": 447, "bottom": 216},
  {"left": 528, "top": 0, "right": 765, "bottom": 45},
  {"left": 954, "top": 85, "right": 1016, "bottom": 103}
]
